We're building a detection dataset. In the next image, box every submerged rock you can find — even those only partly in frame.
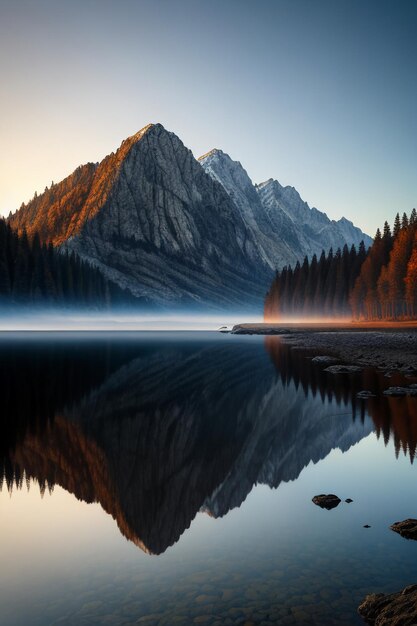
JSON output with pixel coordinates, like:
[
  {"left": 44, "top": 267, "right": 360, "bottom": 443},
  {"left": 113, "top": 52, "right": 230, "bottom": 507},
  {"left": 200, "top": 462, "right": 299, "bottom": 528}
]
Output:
[
  {"left": 390, "top": 519, "right": 417, "bottom": 540},
  {"left": 345, "top": 498, "right": 353, "bottom": 503},
  {"left": 311, "top": 355, "right": 339, "bottom": 364},
  {"left": 383, "top": 387, "right": 417, "bottom": 397},
  {"left": 324, "top": 365, "right": 363, "bottom": 374},
  {"left": 357, "top": 390, "right": 376, "bottom": 399},
  {"left": 358, "top": 584, "right": 417, "bottom": 625},
  {"left": 312, "top": 494, "right": 341, "bottom": 510}
]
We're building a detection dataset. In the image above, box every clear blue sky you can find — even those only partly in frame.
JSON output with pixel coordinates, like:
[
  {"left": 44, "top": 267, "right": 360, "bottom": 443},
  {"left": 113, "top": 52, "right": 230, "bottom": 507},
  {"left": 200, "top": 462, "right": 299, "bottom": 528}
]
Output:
[{"left": 1, "top": 0, "right": 416, "bottom": 235}]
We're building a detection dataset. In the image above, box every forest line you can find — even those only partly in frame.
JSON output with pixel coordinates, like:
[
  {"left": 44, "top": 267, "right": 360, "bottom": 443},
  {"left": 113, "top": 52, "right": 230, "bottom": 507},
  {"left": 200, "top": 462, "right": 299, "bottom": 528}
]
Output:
[
  {"left": 264, "top": 210, "right": 417, "bottom": 321},
  {"left": 0, "top": 219, "right": 137, "bottom": 309}
]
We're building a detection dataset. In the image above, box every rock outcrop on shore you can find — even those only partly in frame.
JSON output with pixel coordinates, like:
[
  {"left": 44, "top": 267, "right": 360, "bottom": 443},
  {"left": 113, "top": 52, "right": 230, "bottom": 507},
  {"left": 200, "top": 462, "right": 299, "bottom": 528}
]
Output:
[
  {"left": 358, "top": 584, "right": 417, "bottom": 625},
  {"left": 229, "top": 324, "right": 417, "bottom": 372},
  {"left": 390, "top": 519, "right": 417, "bottom": 540},
  {"left": 231, "top": 324, "right": 290, "bottom": 335}
]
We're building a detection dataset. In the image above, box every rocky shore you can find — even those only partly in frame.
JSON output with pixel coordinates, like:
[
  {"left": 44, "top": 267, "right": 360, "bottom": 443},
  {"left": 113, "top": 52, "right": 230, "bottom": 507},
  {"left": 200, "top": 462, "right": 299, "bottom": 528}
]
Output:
[
  {"left": 230, "top": 323, "right": 417, "bottom": 371},
  {"left": 232, "top": 322, "right": 417, "bottom": 625},
  {"left": 358, "top": 584, "right": 417, "bottom": 625}
]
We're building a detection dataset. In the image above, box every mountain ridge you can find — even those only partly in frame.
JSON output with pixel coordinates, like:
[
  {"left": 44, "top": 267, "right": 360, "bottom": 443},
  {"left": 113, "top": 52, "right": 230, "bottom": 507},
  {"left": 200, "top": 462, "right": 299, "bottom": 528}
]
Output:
[
  {"left": 200, "top": 147, "right": 371, "bottom": 270},
  {"left": 9, "top": 123, "right": 371, "bottom": 308}
]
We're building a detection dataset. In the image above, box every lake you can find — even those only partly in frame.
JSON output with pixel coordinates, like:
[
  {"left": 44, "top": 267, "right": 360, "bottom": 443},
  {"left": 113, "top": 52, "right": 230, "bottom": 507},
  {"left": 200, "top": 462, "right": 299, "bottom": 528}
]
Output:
[{"left": 1, "top": 331, "right": 417, "bottom": 625}]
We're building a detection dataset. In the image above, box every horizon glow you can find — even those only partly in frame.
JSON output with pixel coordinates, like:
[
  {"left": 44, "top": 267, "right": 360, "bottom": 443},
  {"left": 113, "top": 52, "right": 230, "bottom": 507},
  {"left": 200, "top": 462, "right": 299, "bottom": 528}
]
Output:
[{"left": 0, "top": 0, "right": 416, "bottom": 236}]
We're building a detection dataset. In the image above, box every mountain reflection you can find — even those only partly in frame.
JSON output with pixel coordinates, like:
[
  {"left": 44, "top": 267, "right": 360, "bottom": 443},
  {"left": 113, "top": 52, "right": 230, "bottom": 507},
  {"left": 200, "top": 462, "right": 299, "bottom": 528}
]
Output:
[{"left": 0, "top": 334, "right": 415, "bottom": 554}]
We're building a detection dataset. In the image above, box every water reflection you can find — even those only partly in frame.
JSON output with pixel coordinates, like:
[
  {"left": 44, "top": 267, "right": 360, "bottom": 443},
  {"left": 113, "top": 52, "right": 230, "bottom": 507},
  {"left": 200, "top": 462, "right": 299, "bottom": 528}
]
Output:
[
  {"left": 1, "top": 333, "right": 416, "bottom": 555},
  {"left": 265, "top": 337, "right": 417, "bottom": 461}
]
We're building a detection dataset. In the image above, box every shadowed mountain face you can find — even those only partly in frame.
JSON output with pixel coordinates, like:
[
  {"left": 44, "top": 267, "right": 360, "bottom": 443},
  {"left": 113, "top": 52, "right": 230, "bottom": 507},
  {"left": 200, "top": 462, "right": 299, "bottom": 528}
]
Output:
[
  {"left": 2, "top": 335, "right": 413, "bottom": 555},
  {"left": 199, "top": 150, "right": 372, "bottom": 270},
  {"left": 9, "top": 124, "right": 370, "bottom": 309}
]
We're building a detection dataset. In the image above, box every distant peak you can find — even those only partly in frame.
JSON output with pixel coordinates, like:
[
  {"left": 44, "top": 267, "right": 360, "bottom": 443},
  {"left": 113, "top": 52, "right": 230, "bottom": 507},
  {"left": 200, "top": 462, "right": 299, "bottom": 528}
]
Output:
[
  {"left": 198, "top": 148, "right": 224, "bottom": 161},
  {"left": 256, "top": 178, "right": 275, "bottom": 189}
]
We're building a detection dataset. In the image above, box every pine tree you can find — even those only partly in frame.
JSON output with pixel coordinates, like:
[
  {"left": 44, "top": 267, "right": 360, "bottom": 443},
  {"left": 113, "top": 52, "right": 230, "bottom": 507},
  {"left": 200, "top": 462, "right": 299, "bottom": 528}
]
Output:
[
  {"left": 12, "top": 229, "right": 31, "bottom": 303},
  {"left": 405, "top": 232, "right": 417, "bottom": 317},
  {"left": 30, "top": 233, "right": 43, "bottom": 301},
  {"left": 393, "top": 213, "right": 401, "bottom": 237},
  {"left": 0, "top": 222, "right": 138, "bottom": 310},
  {"left": 386, "top": 225, "right": 415, "bottom": 318},
  {"left": 0, "top": 221, "right": 11, "bottom": 298}
]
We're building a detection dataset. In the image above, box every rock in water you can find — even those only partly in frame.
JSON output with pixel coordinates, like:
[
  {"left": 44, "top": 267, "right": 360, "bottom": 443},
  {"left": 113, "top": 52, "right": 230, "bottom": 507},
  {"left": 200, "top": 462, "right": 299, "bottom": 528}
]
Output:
[
  {"left": 311, "top": 356, "right": 339, "bottom": 364},
  {"left": 312, "top": 494, "right": 341, "bottom": 510},
  {"left": 324, "top": 365, "right": 363, "bottom": 374},
  {"left": 357, "top": 390, "right": 376, "bottom": 399},
  {"left": 390, "top": 519, "right": 417, "bottom": 540},
  {"left": 383, "top": 387, "right": 417, "bottom": 397},
  {"left": 358, "top": 584, "right": 417, "bottom": 625}
]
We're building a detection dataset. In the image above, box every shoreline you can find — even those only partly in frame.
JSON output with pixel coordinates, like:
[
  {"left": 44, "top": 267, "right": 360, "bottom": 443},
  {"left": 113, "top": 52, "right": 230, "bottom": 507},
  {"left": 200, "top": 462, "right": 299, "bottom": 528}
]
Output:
[{"left": 231, "top": 323, "right": 417, "bottom": 371}]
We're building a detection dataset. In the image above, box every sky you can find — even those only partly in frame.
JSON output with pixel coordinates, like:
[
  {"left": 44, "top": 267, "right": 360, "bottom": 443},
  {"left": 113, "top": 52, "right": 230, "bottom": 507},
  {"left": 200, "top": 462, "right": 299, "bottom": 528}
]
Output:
[{"left": 0, "top": 0, "right": 416, "bottom": 236}]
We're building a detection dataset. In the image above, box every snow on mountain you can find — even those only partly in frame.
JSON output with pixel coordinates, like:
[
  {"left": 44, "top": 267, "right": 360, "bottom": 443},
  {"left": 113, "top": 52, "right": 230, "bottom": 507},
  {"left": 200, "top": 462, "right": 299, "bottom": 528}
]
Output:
[{"left": 199, "top": 150, "right": 372, "bottom": 266}]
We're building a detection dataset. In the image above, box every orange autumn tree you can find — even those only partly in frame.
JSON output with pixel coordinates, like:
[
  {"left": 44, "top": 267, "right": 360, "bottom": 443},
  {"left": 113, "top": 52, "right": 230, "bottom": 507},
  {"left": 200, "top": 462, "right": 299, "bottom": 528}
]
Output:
[
  {"left": 384, "top": 223, "right": 416, "bottom": 318},
  {"left": 350, "top": 211, "right": 417, "bottom": 320},
  {"left": 265, "top": 209, "right": 417, "bottom": 322},
  {"left": 405, "top": 231, "right": 417, "bottom": 318}
]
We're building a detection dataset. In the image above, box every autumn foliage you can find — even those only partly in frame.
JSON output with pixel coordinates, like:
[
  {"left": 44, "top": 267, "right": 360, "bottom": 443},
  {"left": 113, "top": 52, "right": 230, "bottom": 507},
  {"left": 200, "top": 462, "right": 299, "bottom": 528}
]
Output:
[{"left": 265, "top": 209, "right": 417, "bottom": 321}]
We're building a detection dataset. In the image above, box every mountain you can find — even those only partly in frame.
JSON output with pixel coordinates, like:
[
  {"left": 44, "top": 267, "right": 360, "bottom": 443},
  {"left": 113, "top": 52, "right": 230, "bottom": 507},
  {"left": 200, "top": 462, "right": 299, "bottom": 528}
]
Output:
[
  {"left": 199, "top": 149, "right": 372, "bottom": 268},
  {"left": 9, "top": 124, "right": 267, "bottom": 308},
  {"left": 9, "top": 123, "right": 371, "bottom": 308}
]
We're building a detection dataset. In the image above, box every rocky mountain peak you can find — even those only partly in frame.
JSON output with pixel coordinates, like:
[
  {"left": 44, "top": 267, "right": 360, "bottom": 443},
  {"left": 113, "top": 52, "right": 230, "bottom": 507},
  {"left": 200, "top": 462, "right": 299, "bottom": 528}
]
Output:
[
  {"left": 255, "top": 178, "right": 274, "bottom": 189},
  {"left": 8, "top": 123, "right": 372, "bottom": 308},
  {"left": 122, "top": 122, "right": 155, "bottom": 145},
  {"left": 198, "top": 148, "right": 253, "bottom": 189},
  {"left": 198, "top": 148, "right": 224, "bottom": 161}
]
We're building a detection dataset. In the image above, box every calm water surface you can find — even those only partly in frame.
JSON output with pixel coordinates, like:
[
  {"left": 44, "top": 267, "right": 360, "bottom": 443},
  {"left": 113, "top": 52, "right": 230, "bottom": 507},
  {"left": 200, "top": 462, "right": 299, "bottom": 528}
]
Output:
[{"left": 1, "top": 331, "right": 417, "bottom": 625}]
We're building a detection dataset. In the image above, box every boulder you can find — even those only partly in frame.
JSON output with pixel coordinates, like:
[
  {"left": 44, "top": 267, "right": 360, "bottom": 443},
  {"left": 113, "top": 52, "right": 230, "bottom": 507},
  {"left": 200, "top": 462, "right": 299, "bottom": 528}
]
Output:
[
  {"left": 311, "top": 356, "right": 339, "bottom": 364},
  {"left": 390, "top": 519, "right": 417, "bottom": 540},
  {"left": 358, "top": 584, "right": 417, "bottom": 625},
  {"left": 357, "top": 391, "right": 376, "bottom": 399},
  {"left": 324, "top": 365, "right": 363, "bottom": 374},
  {"left": 312, "top": 494, "right": 341, "bottom": 510},
  {"left": 383, "top": 387, "right": 417, "bottom": 397}
]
